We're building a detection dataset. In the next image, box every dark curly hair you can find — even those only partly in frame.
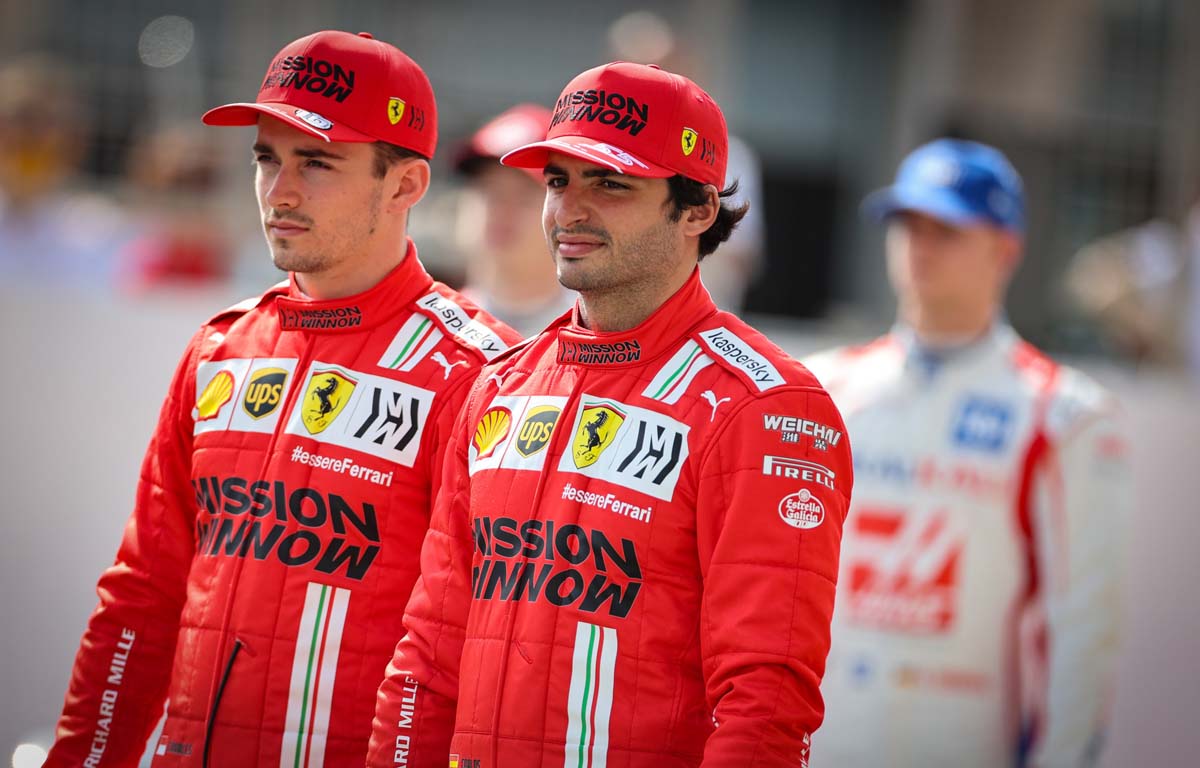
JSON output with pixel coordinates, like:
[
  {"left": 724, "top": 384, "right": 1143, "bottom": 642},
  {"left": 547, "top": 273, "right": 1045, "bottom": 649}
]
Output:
[{"left": 665, "top": 175, "right": 750, "bottom": 259}]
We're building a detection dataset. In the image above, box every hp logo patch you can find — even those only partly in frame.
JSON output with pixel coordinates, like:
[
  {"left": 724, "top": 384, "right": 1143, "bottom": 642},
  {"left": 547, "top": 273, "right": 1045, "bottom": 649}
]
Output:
[{"left": 952, "top": 396, "right": 1012, "bottom": 452}]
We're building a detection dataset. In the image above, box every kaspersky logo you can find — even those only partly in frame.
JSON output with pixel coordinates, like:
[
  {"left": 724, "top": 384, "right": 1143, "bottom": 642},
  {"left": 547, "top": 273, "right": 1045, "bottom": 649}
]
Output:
[{"left": 301, "top": 369, "right": 357, "bottom": 434}]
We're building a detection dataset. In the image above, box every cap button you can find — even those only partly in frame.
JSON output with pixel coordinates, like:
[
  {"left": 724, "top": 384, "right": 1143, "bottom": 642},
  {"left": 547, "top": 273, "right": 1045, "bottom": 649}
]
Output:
[{"left": 357, "top": 32, "right": 374, "bottom": 39}]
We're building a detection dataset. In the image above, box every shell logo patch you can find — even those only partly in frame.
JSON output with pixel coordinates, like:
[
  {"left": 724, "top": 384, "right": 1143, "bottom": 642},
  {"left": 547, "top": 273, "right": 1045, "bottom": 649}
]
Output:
[
  {"left": 301, "top": 369, "right": 357, "bottom": 435},
  {"left": 572, "top": 403, "right": 625, "bottom": 469},
  {"left": 681, "top": 127, "right": 698, "bottom": 157},
  {"left": 195, "top": 370, "right": 235, "bottom": 422},
  {"left": 387, "top": 97, "right": 405, "bottom": 125},
  {"left": 473, "top": 407, "right": 512, "bottom": 459}
]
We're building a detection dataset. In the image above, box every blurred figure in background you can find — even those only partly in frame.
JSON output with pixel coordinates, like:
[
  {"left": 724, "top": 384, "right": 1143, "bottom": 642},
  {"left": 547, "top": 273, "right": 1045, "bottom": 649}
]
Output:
[
  {"left": 806, "top": 139, "right": 1130, "bottom": 767},
  {"left": 0, "top": 55, "right": 131, "bottom": 288},
  {"left": 607, "top": 9, "right": 766, "bottom": 313},
  {"left": 117, "top": 123, "right": 233, "bottom": 292},
  {"left": 452, "top": 103, "right": 574, "bottom": 336},
  {"left": 1065, "top": 198, "right": 1200, "bottom": 376}
]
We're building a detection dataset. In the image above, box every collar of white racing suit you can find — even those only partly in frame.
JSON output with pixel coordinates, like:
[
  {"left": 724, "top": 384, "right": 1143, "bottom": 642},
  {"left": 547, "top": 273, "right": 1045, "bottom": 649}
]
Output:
[{"left": 894, "top": 320, "right": 1017, "bottom": 378}]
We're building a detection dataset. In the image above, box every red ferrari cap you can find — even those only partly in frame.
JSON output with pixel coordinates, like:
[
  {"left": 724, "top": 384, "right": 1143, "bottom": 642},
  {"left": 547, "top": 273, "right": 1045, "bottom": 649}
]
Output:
[
  {"left": 202, "top": 30, "right": 437, "bottom": 158},
  {"left": 501, "top": 61, "right": 727, "bottom": 188},
  {"left": 454, "top": 103, "right": 552, "bottom": 181}
]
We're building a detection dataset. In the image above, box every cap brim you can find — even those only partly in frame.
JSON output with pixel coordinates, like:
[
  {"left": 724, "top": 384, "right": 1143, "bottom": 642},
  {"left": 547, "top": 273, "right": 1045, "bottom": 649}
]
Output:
[
  {"left": 862, "top": 184, "right": 990, "bottom": 228},
  {"left": 501, "top": 136, "right": 672, "bottom": 178},
  {"left": 201, "top": 102, "right": 374, "bottom": 143}
]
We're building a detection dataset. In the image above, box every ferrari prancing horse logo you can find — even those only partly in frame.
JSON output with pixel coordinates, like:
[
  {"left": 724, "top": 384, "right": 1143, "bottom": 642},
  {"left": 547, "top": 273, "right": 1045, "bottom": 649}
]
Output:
[
  {"left": 387, "top": 97, "right": 405, "bottom": 125},
  {"left": 572, "top": 403, "right": 625, "bottom": 468},
  {"left": 301, "top": 369, "right": 357, "bottom": 434},
  {"left": 681, "top": 127, "right": 698, "bottom": 157}
]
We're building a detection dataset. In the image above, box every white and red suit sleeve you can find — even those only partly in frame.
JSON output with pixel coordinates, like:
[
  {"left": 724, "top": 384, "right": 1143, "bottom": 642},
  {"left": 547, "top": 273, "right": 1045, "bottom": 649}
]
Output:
[
  {"left": 1026, "top": 398, "right": 1129, "bottom": 768},
  {"left": 368, "top": 385, "right": 476, "bottom": 768},
  {"left": 44, "top": 330, "right": 205, "bottom": 767},
  {"left": 694, "top": 385, "right": 853, "bottom": 766}
]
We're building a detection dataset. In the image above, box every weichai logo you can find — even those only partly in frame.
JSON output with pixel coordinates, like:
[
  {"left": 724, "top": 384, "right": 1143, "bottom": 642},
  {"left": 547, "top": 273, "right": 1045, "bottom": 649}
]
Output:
[
  {"left": 192, "top": 476, "right": 380, "bottom": 580},
  {"left": 471, "top": 516, "right": 642, "bottom": 618},
  {"left": 261, "top": 55, "right": 355, "bottom": 103},
  {"left": 550, "top": 89, "right": 649, "bottom": 136},
  {"left": 242, "top": 367, "right": 288, "bottom": 419}
]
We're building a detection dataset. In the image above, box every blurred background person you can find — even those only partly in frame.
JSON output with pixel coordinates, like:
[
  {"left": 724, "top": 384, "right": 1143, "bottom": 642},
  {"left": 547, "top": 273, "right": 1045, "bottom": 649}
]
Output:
[
  {"left": 451, "top": 103, "right": 573, "bottom": 336},
  {"left": 116, "top": 122, "right": 233, "bottom": 292},
  {"left": 805, "top": 139, "right": 1130, "bottom": 768},
  {"left": 1065, "top": 196, "right": 1200, "bottom": 376},
  {"left": 606, "top": 9, "right": 766, "bottom": 313},
  {"left": 0, "top": 54, "right": 132, "bottom": 289}
]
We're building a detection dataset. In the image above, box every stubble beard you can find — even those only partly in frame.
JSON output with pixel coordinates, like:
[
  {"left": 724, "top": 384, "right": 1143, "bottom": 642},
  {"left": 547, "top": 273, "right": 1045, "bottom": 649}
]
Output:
[{"left": 554, "top": 218, "right": 676, "bottom": 294}]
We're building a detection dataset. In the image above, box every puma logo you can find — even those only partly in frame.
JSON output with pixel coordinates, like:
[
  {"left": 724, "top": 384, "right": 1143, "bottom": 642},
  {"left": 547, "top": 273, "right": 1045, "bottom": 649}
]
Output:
[
  {"left": 701, "top": 390, "right": 731, "bottom": 422},
  {"left": 431, "top": 351, "right": 467, "bottom": 380}
]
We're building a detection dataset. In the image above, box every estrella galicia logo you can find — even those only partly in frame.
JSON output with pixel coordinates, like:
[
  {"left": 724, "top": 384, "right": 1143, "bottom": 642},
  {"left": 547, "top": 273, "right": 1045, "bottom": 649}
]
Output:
[
  {"left": 951, "top": 396, "right": 1013, "bottom": 452},
  {"left": 243, "top": 367, "right": 288, "bottom": 420}
]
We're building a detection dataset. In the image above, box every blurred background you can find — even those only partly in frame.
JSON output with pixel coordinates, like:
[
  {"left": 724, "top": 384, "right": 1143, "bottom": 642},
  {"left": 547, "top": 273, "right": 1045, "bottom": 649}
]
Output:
[{"left": 1, "top": 0, "right": 1197, "bottom": 766}]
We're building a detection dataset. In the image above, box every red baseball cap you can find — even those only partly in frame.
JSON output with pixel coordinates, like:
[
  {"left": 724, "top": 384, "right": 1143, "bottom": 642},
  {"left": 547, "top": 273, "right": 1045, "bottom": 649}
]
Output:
[
  {"left": 501, "top": 61, "right": 727, "bottom": 188},
  {"left": 202, "top": 30, "right": 437, "bottom": 158},
  {"left": 454, "top": 103, "right": 552, "bottom": 181}
]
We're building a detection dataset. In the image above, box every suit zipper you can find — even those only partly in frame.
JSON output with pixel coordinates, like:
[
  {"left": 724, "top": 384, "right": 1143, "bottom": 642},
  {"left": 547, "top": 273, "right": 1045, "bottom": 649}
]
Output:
[{"left": 202, "top": 638, "right": 243, "bottom": 767}]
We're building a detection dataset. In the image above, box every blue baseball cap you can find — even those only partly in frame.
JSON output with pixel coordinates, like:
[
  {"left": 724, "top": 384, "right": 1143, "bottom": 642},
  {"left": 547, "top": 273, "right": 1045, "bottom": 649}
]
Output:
[{"left": 863, "top": 139, "right": 1025, "bottom": 234}]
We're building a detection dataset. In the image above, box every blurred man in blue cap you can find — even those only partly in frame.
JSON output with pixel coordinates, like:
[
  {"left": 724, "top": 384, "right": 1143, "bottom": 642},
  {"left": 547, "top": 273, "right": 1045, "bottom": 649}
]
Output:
[{"left": 805, "top": 139, "right": 1130, "bottom": 767}]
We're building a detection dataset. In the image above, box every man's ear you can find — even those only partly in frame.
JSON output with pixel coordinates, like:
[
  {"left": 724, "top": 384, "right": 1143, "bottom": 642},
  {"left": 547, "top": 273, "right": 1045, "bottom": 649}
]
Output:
[
  {"left": 681, "top": 184, "right": 720, "bottom": 237},
  {"left": 997, "top": 230, "right": 1024, "bottom": 278},
  {"left": 384, "top": 158, "right": 431, "bottom": 214}
]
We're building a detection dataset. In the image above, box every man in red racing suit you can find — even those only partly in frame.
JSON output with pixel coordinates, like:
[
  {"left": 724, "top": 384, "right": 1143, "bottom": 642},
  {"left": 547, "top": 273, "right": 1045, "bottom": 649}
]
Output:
[
  {"left": 369, "top": 62, "right": 854, "bottom": 768},
  {"left": 44, "top": 30, "right": 520, "bottom": 767}
]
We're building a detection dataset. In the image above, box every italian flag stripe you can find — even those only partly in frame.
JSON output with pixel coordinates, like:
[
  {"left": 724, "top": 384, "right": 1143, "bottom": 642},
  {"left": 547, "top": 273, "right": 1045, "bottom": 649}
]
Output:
[
  {"left": 281, "top": 583, "right": 350, "bottom": 768},
  {"left": 564, "top": 622, "right": 617, "bottom": 768},
  {"left": 378, "top": 316, "right": 443, "bottom": 371},
  {"left": 643, "top": 341, "right": 714, "bottom": 404}
]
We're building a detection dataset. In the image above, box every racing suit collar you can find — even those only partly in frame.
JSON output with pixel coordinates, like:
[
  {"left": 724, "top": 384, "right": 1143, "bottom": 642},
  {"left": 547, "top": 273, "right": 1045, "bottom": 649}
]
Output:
[
  {"left": 275, "top": 238, "right": 434, "bottom": 333},
  {"left": 894, "top": 320, "right": 1015, "bottom": 377},
  {"left": 555, "top": 267, "right": 718, "bottom": 367}
]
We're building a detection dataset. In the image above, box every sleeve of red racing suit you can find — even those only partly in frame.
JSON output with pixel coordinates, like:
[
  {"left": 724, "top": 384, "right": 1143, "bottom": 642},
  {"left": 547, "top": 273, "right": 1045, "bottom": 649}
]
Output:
[
  {"left": 44, "top": 329, "right": 204, "bottom": 767},
  {"left": 1027, "top": 407, "right": 1129, "bottom": 768},
  {"left": 694, "top": 386, "right": 853, "bottom": 766},
  {"left": 368, "top": 378, "right": 477, "bottom": 768}
]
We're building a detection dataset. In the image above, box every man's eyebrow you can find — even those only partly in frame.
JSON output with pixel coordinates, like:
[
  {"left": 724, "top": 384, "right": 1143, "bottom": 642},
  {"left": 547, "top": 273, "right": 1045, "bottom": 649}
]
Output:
[
  {"left": 542, "top": 163, "right": 625, "bottom": 179},
  {"left": 251, "top": 142, "right": 346, "bottom": 161}
]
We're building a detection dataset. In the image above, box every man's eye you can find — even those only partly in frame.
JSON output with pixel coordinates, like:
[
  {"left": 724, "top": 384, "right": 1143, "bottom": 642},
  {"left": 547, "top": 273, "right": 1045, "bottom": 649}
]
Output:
[
  {"left": 254, "top": 154, "right": 277, "bottom": 165},
  {"left": 600, "top": 179, "right": 627, "bottom": 190},
  {"left": 546, "top": 177, "right": 566, "bottom": 189},
  {"left": 305, "top": 159, "right": 332, "bottom": 170}
]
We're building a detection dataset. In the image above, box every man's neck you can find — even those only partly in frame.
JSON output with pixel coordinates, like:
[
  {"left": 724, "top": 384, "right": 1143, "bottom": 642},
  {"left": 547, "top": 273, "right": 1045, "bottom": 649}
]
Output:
[
  {"left": 575, "top": 264, "right": 695, "bottom": 333},
  {"left": 296, "top": 234, "right": 408, "bottom": 301},
  {"left": 900, "top": 302, "right": 996, "bottom": 347}
]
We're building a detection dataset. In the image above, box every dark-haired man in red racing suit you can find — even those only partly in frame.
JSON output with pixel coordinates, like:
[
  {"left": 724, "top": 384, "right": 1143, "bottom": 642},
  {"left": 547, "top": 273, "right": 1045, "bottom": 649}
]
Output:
[
  {"left": 370, "top": 62, "right": 853, "bottom": 768},
  {"left": 44, "top": 31, "right": 519, "bottom": 767}
]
